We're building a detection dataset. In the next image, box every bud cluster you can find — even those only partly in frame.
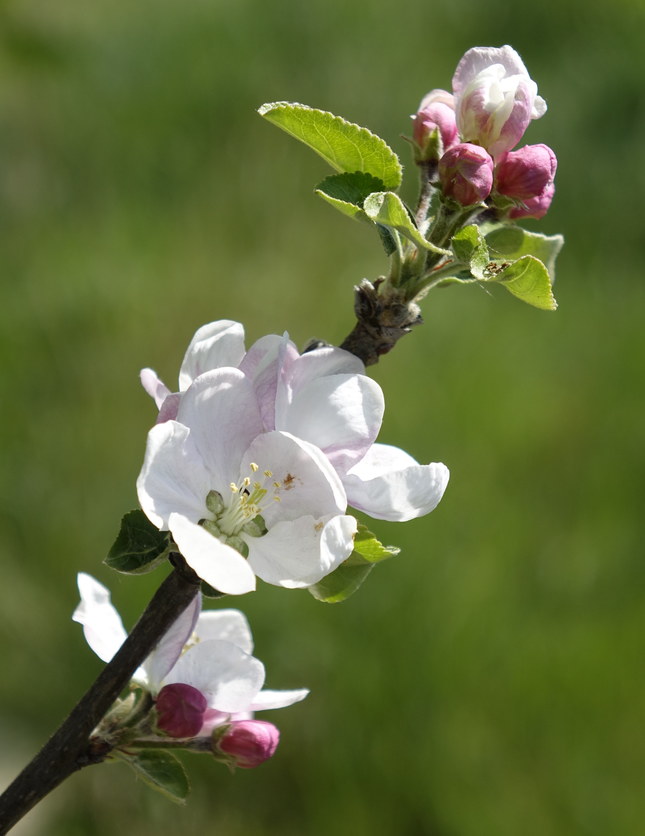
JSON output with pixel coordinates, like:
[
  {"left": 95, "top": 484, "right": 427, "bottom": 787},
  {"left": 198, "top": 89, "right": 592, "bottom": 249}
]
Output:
[{"left": 413, "top": 45, "right": 556, "bottom": 219}]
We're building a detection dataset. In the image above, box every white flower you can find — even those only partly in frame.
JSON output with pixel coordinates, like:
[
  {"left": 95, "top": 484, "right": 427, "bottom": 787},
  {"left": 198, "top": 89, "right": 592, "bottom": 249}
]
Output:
[
  {"left": 452, "top": 45, "right": 547, "bottom": 160},
  {"left": 73, "top": 573, "right": 308, "bottom": 728},
  {"left": 141, "top": 321, "right": 450, "bottom": 528},
  {"left": 137, "top": 366, "right": 358, "bottom": 592}
]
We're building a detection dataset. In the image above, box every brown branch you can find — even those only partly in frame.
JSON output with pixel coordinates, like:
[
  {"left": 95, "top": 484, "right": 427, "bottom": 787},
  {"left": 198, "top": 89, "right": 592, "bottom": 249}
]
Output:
[
  {"left": 339, "top": 279, "right": 423, "bottom": 366},
  {"left": 0, "top": 557, "right": 201, "bottom": 835}
]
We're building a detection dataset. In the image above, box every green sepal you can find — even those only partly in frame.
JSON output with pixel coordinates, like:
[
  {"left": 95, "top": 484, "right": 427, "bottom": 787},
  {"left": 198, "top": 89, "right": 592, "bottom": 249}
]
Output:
[
  {"left": 308, "top": 525, "right": 399, "bottom": 603},
  {"left": 308, "top": 554, "right": 374, "bottom": 604},
  {"left": 353, "top": 523, "right": 400, "bottom": 562},
  {"left": 363, "top": 192, "right": 450, "bottom": 255},
  {"left": 258, "top": 102, "right": 402, "bottom": 189},
  {"left": 105, "top": 510, "right": 170, "bottom": 574},
  {"left": 485, "top": 226, "right": 564, "bottom": 282},
  {"left": 124, "top": 750, "right": 190, "bottom": 804},
  {"left": 488, "top": 255, "right": 558, "bottom": 311},
  {"left": 315, "top": 171, "right": 386, "bottom": 220},
  {"left": 451, "top": 224, "right": 490, "bottom": 279}
]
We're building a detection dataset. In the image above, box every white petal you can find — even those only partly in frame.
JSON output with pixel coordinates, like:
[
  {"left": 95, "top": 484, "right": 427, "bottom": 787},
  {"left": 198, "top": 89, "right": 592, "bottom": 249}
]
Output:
[
  {"left": 143, "top": 593, "right": 202, "bottom": 691},
  {"left": 169, "top": 513, "right": 256, "bottom": 596},
  {"left": 178, "top": 320, "right": 246, "bottom": 390},
  {"left": 277, "top": 344, "right": 365, "bottom": 413},
  {"left": 240, "top": 333, "right": 299, "bottom": 431},
  {"left": 242, "top": 431, "right": 347, "bottom": 525},
  {"left": 344, "top": 443, "right": 450, "bottom": 521},
  {"left": 247, "top": 513, "right": 357, "bottom": 588},
  {"left": 140, "top": 368, "right": 171, "bottom": 409},
  {"left": 281, "top": 373, "right": 384, "bottom": 475},
  {"left": 137, "top": 421, "right": 211, "bottom": 530},
  {"left": 163, "top": 639, "right": 265, "bottom": 714},
  {"left": 72, "top": 573, "right": 128, "bottom": 664},
  {"left": 453, "top": 45, "right": 529, "bottom": 94},
  {"left": 249, "top": 688, "right": 310, "bottom": 711},
  {"left": 194, "top": 609, "right": 254, "bottom": 654},
  {"left": 176, "top": 368, "right": 263, "bottom": 492}
]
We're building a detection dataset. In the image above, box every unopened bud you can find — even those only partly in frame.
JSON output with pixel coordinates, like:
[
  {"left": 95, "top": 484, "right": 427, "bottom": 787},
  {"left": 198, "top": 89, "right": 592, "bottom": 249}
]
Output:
[
  {"left": 495, "top": 144, "right": 557, "bottom": 200},
  {"left": 156, "top": 683, "right": 207, "bottom": 738},
  {"left": 508, "top": 181, "right": 555, "bottom": 220},
  {"left": 438, "top": 142, "right": 494, "bottom": 205},
  {"left": 412, "top": 89, "right": 458, "bottom": 162},
  {"left": 216, "top": 720, "right": 280, "bottom": 768}
]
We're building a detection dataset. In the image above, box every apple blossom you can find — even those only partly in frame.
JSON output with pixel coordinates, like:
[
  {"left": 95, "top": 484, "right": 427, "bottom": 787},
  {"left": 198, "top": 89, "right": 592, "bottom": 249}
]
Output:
[
  {"left": 73, "top": 573, "right": 309, "bottom": 738},
  {"left": 438, "top": 142, "right": 494, "bottom": 206},
  {"left": 495, "top": 143, "right": 557, "bottom": 201},
  {"left": 140, "top": 322, "right": 449, "bottom": 543},
  {"left": 452, "top": 45, "right": 547, "bottom": 160}
]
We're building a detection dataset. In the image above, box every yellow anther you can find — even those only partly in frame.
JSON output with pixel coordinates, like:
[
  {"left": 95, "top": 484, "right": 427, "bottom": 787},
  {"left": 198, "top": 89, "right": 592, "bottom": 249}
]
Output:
[
  {"left": 264, "top": 470, "right": 273, "bottom": 478},
  {"left": 250, "top": 462, "right": 259, "bottom": 472},
  {"left": 229, "top": 482, "right": 238, "bottom": 493},
  {"left": 243, "top": 476, "right": 251, "bottom": 487},
  {"left": 273, "top": 481, "right": 281, "bottom": 489}
]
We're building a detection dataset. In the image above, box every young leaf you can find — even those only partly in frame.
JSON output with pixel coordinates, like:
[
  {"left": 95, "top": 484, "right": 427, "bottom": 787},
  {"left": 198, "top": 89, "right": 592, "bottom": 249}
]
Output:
[
  {"left": 489, "top": 255, "right": 558, "bottom": 310},
  {"left": 125, "top": 750, "right": 190, "bottom": 804},
  {"left": 451, "top": 225, "right": 489, "bottom": 279},
  {"left": 315, "top": 171, "right": 386, "bottom": 220},
  {"left": 363, "top": 192, "right": 450, "bottom": 255},
  {"left": 485, "top": 226, "right": 564, "bottom": 281},
  {"left": 258, "top": 102, "right": 402, "bottom": 189},
  {"left": 308, "top": 555, "right": 374, "bottom": 604},
  {"left": 105, "top": 509, "right": 170, "bottom": 574},
  {"left": 353, "top": 524, "right": 400, "bottom": 562}
]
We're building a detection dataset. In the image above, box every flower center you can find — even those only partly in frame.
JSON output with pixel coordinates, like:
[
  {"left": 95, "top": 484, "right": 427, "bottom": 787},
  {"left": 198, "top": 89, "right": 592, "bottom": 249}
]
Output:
[{"left": 200, "top": 463, "right": 290, "bottom": 555}]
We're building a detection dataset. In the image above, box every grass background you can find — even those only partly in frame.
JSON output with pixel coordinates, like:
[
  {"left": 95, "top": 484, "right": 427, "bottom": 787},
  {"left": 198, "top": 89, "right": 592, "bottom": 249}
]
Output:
[{"left": 1, "top": 0, "right": 644, "bottom": 833}]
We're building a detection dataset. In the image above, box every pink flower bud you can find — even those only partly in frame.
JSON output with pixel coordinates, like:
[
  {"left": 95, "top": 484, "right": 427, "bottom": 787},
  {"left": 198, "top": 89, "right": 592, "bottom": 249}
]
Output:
[
  {"left": 438, "top": 142, "right": 494, "bottom": 205},
  {"left": 508, "top": 181, "right": 555, "bottom": 220},
  {"left": 412, "top": 89, "right": 458, "bottom": 161},
  {"left": 156, "top": 683, "right": 208, "bottom": 739},
  {"left": 452, "top": 46, "right": 547, "bottom": 159},
  {"left": 217, "top": 720, "right": 280, "bottom": 768},
  {"left": 495, "top": 144, "right": 557, "bottom": 200}
]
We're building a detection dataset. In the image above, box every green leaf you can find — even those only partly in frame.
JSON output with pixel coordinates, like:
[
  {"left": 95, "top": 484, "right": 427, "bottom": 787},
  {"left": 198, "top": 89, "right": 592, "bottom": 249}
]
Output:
[
  {"left": 490, "top": 255, "right": 558, "bottom": 310},
  {"left": 308, "top": 556, "right": 374, "bottom": 603},
  {"left": 105, "top": 509, "right": 170, "bottom": 574},
  {"left": 315, "top": 171, "right": 386, "bottom": 220},
  {"left": 485, "top": 226, "right": 564, "bottom": 282},
  {"left": 258, "top": 102, "right": 402, "bottom": 189},
  {"left": 125, "top": 750, "right": 190, "bottom": 804},
  {"left": 308, "top": 525, "right": 400, "bottom": 603},
  {"left": 363, "top": 192, "right": 449, "bottom": 255},
  {"left": 451, "top": 225, "right": 490, "bottom": 279},
  {"left": 353, "top": 524, "right": 400, "bottom": 562}
]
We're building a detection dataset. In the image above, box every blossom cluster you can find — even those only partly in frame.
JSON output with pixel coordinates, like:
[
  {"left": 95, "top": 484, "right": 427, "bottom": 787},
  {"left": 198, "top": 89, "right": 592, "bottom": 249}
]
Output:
[
  {"left": 138, "top": 319, "right": 449, "bottom": 595},
  {"left": 413, "top": 45, "right": 556, "bottom": 219},
  {"left": 74, "top": 574, "right": 308, "bottom": 768}
]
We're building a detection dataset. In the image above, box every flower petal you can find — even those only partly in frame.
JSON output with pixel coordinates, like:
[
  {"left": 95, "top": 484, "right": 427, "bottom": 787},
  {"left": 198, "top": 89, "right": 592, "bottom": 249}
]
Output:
[
  {"left": 280, "top": 373, "right": 384, "bottom": 475},
  {"left": 140, "top": 368, "right": 171, "bottom": 409},
  {"left": 240, "top": 333, "right": 299, "bottom": 431},
  {"left": 247, "top": 513, "right": 357, "bottom": 588},
  {"left": 169, "top": 513, "right": 256, "bottom": 596},
  {"left": 178, "top": 320, "right": 246, "bottom": 390},
  {"left": 344, "top": 443, "right": 450, "bottom": 521},
  {"left": 176, "top": 368, "right": 263, "bottom": 493},
  {"left": 248, "top": 688, "right": 310, "bottom": 711},
  {"left": 241, "top": 431, "right": 347, "bottom": 525},
  {"left": 143, "top": 594, "right": 202, "bottom": 691},
  {"left": 73, "top": 573, "right": 128, "bottom": 664},
  {"left": 453, "top": 45, "right": 530, "bottom": 94},
  {"left": 163, "top": 638, "right": 265, "bottom": 714},
  {"left": 194, "top": 609, "right": 254, "bottom": 654},
  {"left": 137, "top": 421, "right": 211, "bottom": 530}
]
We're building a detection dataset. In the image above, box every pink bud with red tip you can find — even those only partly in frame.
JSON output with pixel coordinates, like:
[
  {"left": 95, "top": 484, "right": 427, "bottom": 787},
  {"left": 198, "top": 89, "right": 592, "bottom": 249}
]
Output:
[
  {"left": 217, "top": 720, "right": 280, "bottom": 768},
  {"left": 156, "top": 683, "right": 208, "bottom": 738},
  {"left": 438, "top": 142, "right": 494, "bottom": 205}
]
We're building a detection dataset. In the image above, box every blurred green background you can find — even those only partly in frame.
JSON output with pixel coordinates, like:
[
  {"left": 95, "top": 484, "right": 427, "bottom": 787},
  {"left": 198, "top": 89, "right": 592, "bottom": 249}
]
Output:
[{"left": 1, "top": 0, "right": 644, "bottom": 833}]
